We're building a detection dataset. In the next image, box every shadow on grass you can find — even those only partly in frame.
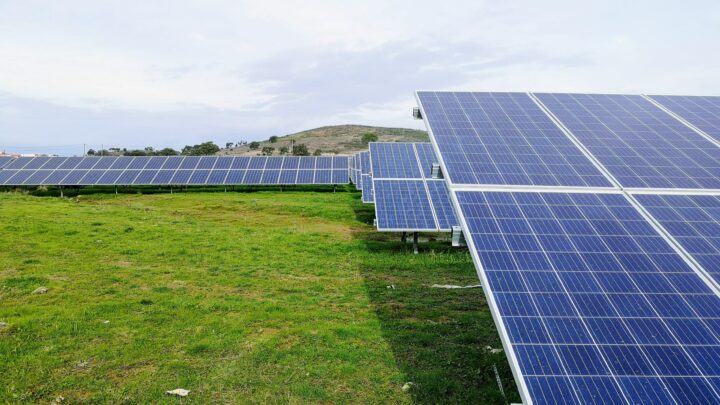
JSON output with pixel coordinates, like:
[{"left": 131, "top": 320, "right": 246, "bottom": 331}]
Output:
[{"left": 349, "top": 196, "right": 521, "bottom": 404}]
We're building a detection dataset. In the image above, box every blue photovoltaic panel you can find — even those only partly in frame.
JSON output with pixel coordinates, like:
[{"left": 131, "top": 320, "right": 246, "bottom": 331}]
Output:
[
  {"left": 4, "top": 157, "right": 33, "bottom": 170},
  {"left": 231, "top": 157, "right": 250, "bottom": 169},
  {"left": 649, "top": 95, "right": 720, "bottom": 144},
  {"left": 264, "top": 157, "right": 283, "bottom": 170},
  {"left": 144, "top": 157, "right": 166, "bottom": 170},
  {"left": 134, "top": 170, "right": 157, "bottom": 184},
  {"left": 359, "top": 152, "right": 371, "bottom": 175},
  {"left": 282, "top": 157, "right": 300, "bottom": 170},
  {"left": 23, "top": 170, "right": 52, "bottom": 185},
  {"left": 207, "top": 170, "right": 228, "bottom": 184},
  {"left": 0, "top": 156, "right": 14, "bottom": 168},
  {"left": 374, "top": 180, "right": 436, "bottom": 230},
  {"left": 22, "top": 157, "right": 52, "bottom": 170},
  {"left": 214, "top": 157, "right": 234, "bottom": 169},
  {"left": 361, "top": 174, "right": 374, "bottom": 203},
  {"left": 316, "top": 157, "right": 332, "bottom": 169},
  {"left": 179, "top": 156, "right": 201, "bottom": 169},
  {"left": 299, "top": 157, "right": 315, "bottom": 169},
  {"left": 414, "top": 143, "right": 437, "bottom": 178},
  {"left": 536, "top": 93, "right": 720, "bottom": 189},
  {"left": 0, "top": 170, "right": 18, "bottom": 184},
  {"left": 248, "top": 157, "right": 267, "bottom": 170},
  {"left": 117, "top": 170, "right": 141, "bottom": 184},
  {"left": 150, "top": 170, "right": 175, "bottom": 185},
  {"left": 331, "top": 169, "right": 347, "bottom": 184},
  {"left": 260, "top": 169, "right": 280, "bottom": 184},
  {"left": 636, "top": 194, "right": 720, "bottom": 286},
  {"left": 109, "top": 157, "right": 133, "bottom": 170},
  {"left": 0, "top": 156, "right": 349, "bottom": 186},
  {"left": 297, "top": 170, "right": 314, "bottom": 184},
  {"left": 369, "top": 143, "right": 422, "bottom": 178},
  {"left": 427, "top": 180, "right": 457, "bottom": 230},
  {"left": 188, "top": 170, "right": 211, "bottom": 184},
  {"left": 278, "top": 170, "right": 297, "bottom": 184},
  {"left": 457, "top": 191, "right": 720, "bottom": 404},
  {"left": 225, "top": 170, "right": 245, "bottom": 184},
  {"left": 416, "top": 92, "right": 613, "bottom": 187}
]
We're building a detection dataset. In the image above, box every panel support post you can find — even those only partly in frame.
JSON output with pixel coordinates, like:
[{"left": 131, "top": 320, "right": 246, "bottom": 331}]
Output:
[
  {"left": 401, "top": 232, "right": 407, "bottom": 243},
  {"left": 60, "top": 187, "right": 63, "bottom": 198},
  {"left": 115, "top": 186, "right": 118, "bottom": 195},
  {"left": 413, "top": 232, "right": 419, "bottom": 254}
]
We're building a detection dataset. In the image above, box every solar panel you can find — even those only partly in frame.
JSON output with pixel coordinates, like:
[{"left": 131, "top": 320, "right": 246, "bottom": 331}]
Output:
[
  {"left": 369, "top": 142, "right": 458, "bottom": 231},
  {"left": 361, "top": 174, "right": 374, "bottom": 203},
  {"left": 648, "top": 95, "right": 720, "bottom": 144},
  {"left": 373, "top": 180, "right": 437, "bottom": 231},
  {"left": 415, "top": 92, "right": 613, "bottom": 187},
  {"left": 0, "top": 156, "right": 351, "bottom": 186},
  {"left": 369, "top": 143, "right": 421, "bottom": 178},
  {"left": 0, "top": 156, "right": 14, "bottom": 169},
  {"left": 457, "top": 190, "right": 720, "bottom": 404},
  {"left": 536, "top": 93, "right": 720, "bottom": 189},
  {"left": 635, "top": 193, "right": 720, "bottom": 287}
]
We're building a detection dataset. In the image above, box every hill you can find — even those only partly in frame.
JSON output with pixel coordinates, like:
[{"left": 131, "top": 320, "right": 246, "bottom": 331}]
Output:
[{"left": 220, "top": 125, "right": 429, "bottom": 156}]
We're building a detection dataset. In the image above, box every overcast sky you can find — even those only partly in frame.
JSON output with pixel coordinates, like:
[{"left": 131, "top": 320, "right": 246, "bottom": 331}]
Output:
[{"left": 1, "top": 1, "right": 719, "bottom": 155}]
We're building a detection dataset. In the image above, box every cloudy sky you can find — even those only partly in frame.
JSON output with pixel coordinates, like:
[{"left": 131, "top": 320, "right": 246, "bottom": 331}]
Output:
[{"left": 1, "top": 1, "right": 719, "bottom": 155}]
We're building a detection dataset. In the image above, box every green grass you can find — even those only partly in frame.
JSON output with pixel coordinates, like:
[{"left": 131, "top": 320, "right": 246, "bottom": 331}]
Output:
[{"left": 0, "top": 191, "right": 519, "bottom": 403}]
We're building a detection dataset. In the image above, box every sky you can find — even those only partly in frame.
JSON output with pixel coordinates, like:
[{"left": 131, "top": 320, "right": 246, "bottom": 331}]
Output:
[{"left": 1, "top": 1, "right": 719, "bottom": 155}]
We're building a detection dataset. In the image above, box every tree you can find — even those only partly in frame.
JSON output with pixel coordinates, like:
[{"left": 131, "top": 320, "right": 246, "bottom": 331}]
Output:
[
  {"left": 313, "top": 149, "right": 322, "bottom": 156},
  {"left": 269, "top": 136, "right": 279, "bottom": 143},
  {"left": 155, "top": 147, "right": 179, "bottom": 156},
  {"left": 261, "top": 146, "right": 275, "bottom": 156},
  {"left": 249, "top": 141, "right": 261, "bottom": 150},
  {"left": 124, "top": 149, "right": 147, "bottom": 156},
  {"left": 226, "top": 142, "right": 234, "bottom": 149},
  {"left": 86, "top": 149, "right": 96, "bottom": 156},
  {"left": 279, "top": 146, "right": 289, "bottom": 155},
  {"left": 292, "top": 143, "right": 309, "bottom": 156},
  {"left": 361, "top": 132, "right": 378, "bottom": 144},
  {"left": 181, "top": 141, "right": 220, "bottom": 156}
]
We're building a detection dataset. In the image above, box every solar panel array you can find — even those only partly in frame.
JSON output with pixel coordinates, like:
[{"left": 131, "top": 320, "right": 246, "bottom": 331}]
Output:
[
  {"left": 536, "top": 93, "right": 720, "bottom": 189},
  {"left": 0, "top": 156, "right": 14, "bottom": 169},
  {"left": 417, "top": 91, "right": 720, "bottom": 404},
  {"left": 649, "top": 95, "right": 720, "bottom": 144},
  {"left": 369, "top": 142, "right": 457, "bottom": 232},
  {"left": 0, "top": 156, "right": 349, "bottom": 186}
]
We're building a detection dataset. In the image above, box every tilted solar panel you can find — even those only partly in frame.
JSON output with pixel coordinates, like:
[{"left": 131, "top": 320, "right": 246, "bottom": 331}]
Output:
[
  {"left": 648, "top": 95, "right": 720, "bottom": 144},
  {"left": 416, "top": 92, "right": 613, "bottom": 188},
  {"left": 369, "top": 142, "right": 458, "bottom": 232},
  {"left": 374, "top": 180, "right": 436, "bottom": 231},
  {"left": 536, "top": 93, "right": 720, "bottom": 189},
  {"left": 635, "top": 193, "right": 720, "bottom": 288},
  {"left": 457, "top": 190, "right": 720, "bottom": 404},
  {"left": 361, "top": 174, "right": 374, "bottom": 203},
  {"left": 0, "top": 156, "right": 14, "bottom": 169}
]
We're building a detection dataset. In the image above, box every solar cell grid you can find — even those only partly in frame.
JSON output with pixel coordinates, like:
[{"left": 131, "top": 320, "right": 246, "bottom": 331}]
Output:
[
  {"left": 457, "top": 190, "right": 720, "bottom": 404},
  {"left": 369, "top": 143, "right": 421, "bottom": 179},
  {"left": 536, "top": 93, "right": 720, "bottom": 189},
  {"left": 648, "top": 95, "right": 720, "bottom": 144},
  {"left": 361, "top": 174, "right": 374, "bottom": 203},
  {"left": 0, "top": 156, "right": 14, "bottom": 168},
  {"left": 374, "top": 180, "right": 436, "bottom": 230},
  {"left": 4, "top": 157, "right": 33, "bottom": 169},
  {"left": 416, "top": 91, "right": 613, "bottom": 188},
  {"left": 635, "top": 194, "right": 720, "bottom": 288}
]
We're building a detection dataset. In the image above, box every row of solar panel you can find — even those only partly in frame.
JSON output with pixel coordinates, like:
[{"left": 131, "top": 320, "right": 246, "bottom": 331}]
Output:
[
  {"left": 0, "top": 156, "right": 349, "bottom": 185},
  {"left": 349, "top": 151, "right": 373, "bottom": 203},
  {"left": 416, "top": 92, "right": 720, "bottom": 190},
  {"left": 369, "top": 143, "right": 458, "bottom": 232},
  {"left": 0, "top": 169, "right": 349, "bottom": 186}
]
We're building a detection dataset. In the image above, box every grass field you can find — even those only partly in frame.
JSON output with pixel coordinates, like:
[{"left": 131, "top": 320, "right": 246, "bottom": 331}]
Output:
[{"left": 0, "top": 190, "right": 519, "bottom": 403}]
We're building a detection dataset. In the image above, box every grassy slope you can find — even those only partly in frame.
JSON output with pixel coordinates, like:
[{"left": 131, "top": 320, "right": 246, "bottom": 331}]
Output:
[
  {"left": 221, "top": 125, "right": 429, "bottom": 156},
  {"left": 0, "top": 191, "right": 519, "bottom": 404}
]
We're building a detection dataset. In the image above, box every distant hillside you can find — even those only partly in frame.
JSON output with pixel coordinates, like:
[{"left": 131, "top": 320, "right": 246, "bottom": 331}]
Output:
[{"left": 219, "top": 125, "right": 429, "bottom": 156}]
